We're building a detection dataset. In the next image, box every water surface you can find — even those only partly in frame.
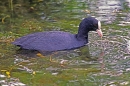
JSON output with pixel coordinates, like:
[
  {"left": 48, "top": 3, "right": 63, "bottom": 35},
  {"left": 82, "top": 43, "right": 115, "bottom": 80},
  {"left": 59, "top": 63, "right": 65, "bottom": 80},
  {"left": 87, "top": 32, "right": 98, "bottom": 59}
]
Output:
[{"left": 0, "top": 0, "right": 130, "bottom": 86}]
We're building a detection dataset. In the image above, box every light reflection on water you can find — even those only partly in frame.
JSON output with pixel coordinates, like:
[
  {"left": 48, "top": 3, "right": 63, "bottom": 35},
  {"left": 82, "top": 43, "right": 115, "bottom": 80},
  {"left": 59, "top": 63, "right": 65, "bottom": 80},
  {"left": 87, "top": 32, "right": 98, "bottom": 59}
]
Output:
[
  {"left": 0, "top": 0, "right": 130, "bottom": 86},
  {"left": 83, "top": 0, "right": 130, "bottom": 85}
]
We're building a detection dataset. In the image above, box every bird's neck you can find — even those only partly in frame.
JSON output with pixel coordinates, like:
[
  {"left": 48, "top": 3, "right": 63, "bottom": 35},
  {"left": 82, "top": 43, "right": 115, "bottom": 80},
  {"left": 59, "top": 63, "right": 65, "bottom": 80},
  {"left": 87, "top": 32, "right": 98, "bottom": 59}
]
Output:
[
  {"left": 76, "top": 25, "right": 89, "bottom": 41},
  {"left": 76, "top": 34, "right": 88, "bottom": 41}
]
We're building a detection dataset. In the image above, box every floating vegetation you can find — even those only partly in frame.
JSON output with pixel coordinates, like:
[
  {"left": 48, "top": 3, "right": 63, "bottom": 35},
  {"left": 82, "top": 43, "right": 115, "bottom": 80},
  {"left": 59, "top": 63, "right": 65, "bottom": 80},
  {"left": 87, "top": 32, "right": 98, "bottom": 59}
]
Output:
[{"left": 0, "top": 0, "right": 130, "bottom": 86}]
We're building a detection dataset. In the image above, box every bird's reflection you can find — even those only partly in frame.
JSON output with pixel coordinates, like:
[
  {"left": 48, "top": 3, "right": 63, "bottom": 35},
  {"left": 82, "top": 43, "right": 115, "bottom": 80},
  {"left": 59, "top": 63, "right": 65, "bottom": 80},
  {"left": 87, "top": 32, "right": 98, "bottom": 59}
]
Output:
[
  {"left": 15, "top": 45, "right": 100, "bottom": 60},
  {"left": 16, "top": 45, "right": 104, "bottom": 60},
  {"left": 16, "top": 48, "right": 53, "bottom": 58},
  {"left": 77, "top": 45, "right": 91, "bottom": 60},
  {"left": 98, "top": 51, "right": 105, "bottom": 72},
  {"left": 15, "top": 45, "right": 106, "bottom": 72},
  {"left": 79, "top": 45, "right": 106, "bottom": 72}
]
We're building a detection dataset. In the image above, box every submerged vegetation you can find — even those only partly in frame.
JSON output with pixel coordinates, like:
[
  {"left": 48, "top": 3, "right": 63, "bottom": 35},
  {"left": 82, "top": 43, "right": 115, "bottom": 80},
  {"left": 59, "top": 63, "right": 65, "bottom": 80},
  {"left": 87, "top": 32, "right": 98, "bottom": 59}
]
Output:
[{"left": 0, "top": 0, "right": 130, "bottom": 86}]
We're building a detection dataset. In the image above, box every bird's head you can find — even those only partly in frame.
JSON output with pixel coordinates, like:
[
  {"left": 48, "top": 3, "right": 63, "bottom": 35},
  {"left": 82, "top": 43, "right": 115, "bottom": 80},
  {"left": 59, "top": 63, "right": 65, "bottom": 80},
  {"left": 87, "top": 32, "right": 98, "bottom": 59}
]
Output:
[
  {"left": 78, "top": 17, "right": 103, "bottom": 38},
  {"left": 87, "top": 17, "right": 103, "bottom": 37}
]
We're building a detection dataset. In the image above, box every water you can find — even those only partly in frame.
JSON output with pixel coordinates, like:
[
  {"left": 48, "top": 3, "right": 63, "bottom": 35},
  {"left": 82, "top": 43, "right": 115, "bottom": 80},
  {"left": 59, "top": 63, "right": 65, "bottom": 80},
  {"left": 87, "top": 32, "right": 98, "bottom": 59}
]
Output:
[{"left": 0, "top": 0, "right": 130, "bottom": 86}]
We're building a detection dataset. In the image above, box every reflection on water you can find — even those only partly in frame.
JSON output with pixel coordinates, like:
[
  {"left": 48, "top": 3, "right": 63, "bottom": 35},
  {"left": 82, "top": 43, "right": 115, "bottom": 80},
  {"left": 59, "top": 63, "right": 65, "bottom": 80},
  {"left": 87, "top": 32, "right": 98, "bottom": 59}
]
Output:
[
  {"left": 126, "top": 40, "right": 130, "bottom": 53},
  {"left": 86, "top": 0, "right": 130, "bottom": 85},
  {"left": 87, "top": 0, "right": 123, "bottom": 24},
  {"left": 87, "top": 0, "right": 130, "bottom": 26},
  {"left": 0, "top": 0, "right": 130, "bottom": 86}
]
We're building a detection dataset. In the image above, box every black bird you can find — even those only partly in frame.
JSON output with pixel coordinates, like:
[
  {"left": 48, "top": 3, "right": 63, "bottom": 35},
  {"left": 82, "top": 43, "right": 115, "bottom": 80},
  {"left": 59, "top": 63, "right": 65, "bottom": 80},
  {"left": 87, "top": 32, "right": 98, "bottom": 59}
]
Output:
[{"left": 12, "top": 17, "right": 103, "bottom": 52}]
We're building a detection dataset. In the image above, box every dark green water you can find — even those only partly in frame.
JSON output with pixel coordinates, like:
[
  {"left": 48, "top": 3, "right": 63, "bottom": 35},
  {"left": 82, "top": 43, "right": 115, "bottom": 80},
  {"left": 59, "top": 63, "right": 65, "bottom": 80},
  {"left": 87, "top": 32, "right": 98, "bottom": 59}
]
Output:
[{"left": 0, "top": 0, "right": 130, "bottom": 86}]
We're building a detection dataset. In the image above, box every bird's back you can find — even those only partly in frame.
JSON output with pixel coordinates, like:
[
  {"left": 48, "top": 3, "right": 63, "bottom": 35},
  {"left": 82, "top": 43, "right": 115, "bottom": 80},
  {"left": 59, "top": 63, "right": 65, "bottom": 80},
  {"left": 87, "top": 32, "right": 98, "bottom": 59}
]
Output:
[{"left": 13, "top": 31, "right": 87, "bottom": 51}]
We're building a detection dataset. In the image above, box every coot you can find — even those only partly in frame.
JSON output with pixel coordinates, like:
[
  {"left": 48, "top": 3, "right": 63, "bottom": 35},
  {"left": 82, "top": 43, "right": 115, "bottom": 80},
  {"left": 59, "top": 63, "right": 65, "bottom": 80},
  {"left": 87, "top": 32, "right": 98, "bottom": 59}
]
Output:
[{"left": 12, "top": 17, "right": 103, "bottom": 52}]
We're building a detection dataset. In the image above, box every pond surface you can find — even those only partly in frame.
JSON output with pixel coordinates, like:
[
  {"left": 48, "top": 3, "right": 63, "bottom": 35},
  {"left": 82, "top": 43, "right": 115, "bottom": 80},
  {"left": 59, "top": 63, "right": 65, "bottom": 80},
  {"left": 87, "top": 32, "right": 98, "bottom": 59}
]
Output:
[{"left": 0, "top": 0, "right": 130, "bottom": 86}]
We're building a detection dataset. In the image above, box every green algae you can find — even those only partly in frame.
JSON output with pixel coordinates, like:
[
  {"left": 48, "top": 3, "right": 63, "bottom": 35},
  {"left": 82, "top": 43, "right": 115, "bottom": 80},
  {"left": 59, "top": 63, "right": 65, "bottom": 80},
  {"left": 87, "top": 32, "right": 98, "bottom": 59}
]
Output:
[{"left": 0, "top": 0, "right": 130, "bottom": 86}]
